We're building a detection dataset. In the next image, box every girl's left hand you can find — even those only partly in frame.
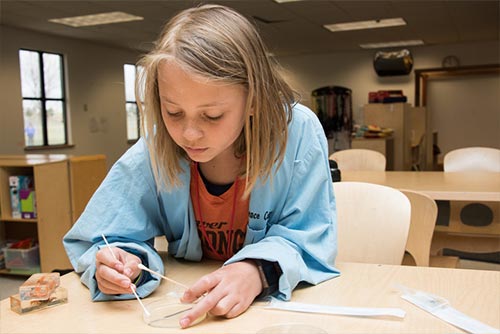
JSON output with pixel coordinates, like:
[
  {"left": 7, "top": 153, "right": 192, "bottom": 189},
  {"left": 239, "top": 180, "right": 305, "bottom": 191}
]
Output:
[{"left": 179, "top": 260, "right": 262, "bottom": 328}]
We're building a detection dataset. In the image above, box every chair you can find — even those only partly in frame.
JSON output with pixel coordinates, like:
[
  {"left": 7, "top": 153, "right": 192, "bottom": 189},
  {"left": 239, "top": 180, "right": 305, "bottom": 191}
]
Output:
[
  {"left": 401, "top": 189, "right": 459, "bottom": 268},
  {"left": 443, "top": 147, "right": 500, "bottom": 172},
  {"left": 154, "top": 236, "right": 169, "bottom": 252},
  {"left": 411, "top": 134, "right": 425, "bottom": 171},
  {"left": 330, "top": 149, "right": 386, "bottom": 171},
  {"left": 432, "top": 147, "right": 500, "bottom": 265},
  {"left": 333, "top": 181, "right": 411, "bottom": 265}
]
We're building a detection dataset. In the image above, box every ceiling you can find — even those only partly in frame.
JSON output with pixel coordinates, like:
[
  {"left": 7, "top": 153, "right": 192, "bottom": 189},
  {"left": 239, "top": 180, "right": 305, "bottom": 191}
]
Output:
[{"left": 1, "top": 0, "right": 498, "bottom": 57}]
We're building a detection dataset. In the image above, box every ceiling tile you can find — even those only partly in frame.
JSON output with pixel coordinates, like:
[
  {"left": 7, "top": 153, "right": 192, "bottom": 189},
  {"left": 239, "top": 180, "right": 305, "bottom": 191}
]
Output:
[{"left": 1, "top": 0, "right": 498, "bottom": 56}]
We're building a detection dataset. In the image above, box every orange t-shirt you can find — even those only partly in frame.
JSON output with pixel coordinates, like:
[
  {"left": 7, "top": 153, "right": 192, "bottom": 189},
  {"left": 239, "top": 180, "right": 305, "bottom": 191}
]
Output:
[{"left": 190, "top": 163, "right": 250, "bottom": 261}]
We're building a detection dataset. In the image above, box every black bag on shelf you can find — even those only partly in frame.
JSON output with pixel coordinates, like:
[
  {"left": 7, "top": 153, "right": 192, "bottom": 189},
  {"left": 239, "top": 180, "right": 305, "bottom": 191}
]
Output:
[{"left": 373, "top": 49, "right": 413, "bottom": 76}]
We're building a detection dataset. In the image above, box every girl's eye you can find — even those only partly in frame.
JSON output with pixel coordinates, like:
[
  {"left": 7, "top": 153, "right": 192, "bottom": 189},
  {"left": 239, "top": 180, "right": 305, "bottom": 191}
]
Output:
[
  {"left": 165, "top": 110, "right": 182, "bottom": 118},
  {"left": 205, "top": 114, "right": 223, "bottom": 121}
]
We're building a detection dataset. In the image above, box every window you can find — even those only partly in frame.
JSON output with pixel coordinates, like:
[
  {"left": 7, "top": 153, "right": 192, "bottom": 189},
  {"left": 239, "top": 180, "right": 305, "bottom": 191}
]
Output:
[
  {"left": 19, "top": 49, "right": 67, "bottom": 147},
  {"left": 123, "top": 64, "right": 143, "bottom": 142}
]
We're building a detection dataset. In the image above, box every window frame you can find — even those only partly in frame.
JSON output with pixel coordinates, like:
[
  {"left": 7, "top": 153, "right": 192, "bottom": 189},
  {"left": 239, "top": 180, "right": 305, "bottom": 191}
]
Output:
[
  {"left": 124, "top": 63, "right": 142, "bottom": 144},
  {"left": 19, "top": 48, "right": 69, "bottom": 149}
]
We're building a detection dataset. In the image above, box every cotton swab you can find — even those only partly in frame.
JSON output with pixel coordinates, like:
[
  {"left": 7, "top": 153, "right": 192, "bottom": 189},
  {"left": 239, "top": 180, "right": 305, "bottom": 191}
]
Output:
[
  {"left": 129, "top": 284, "right": 150, "bottom": 317},
  {"left": 101, "top": 234, "right": 118, "bottom": 261},
  {"left": 101, "top": 234, "right": 150, "bottom": 317},
  {"left": 137, "top": 263, "right": 189, "bottom": 290}
]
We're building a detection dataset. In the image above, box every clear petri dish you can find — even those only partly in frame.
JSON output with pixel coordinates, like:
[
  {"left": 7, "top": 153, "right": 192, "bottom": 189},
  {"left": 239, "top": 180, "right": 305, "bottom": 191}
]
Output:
[
  {"left": 143, "top": 293, "right": 206, "bottom": 328},
  {"left": 256, "top": 323, "right": 328, "bottom": 334}
]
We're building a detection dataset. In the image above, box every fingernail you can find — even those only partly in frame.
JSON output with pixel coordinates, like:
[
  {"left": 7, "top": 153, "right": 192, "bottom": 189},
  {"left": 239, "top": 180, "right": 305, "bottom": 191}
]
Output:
[
  {"left": 124, "top": 268, "right": 132, "bottom": 276},
  {"left": 121, "top": 279, "right": 130, "bottom": 287},
  {"left": 180, "top": 317, "right": 189, "bottom": 328}
]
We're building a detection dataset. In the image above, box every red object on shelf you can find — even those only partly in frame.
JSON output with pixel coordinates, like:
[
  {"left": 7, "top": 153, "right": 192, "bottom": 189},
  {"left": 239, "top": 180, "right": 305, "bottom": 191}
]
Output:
[
  {"left": 9, "top": 238, "right": 35, "bottom": 249},
  {"left": 368, "top": 90, "right": 407, "bottom": 103}
]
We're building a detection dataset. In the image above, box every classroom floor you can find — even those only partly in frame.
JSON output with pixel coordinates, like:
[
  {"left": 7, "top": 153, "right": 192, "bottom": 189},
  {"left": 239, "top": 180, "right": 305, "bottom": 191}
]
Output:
[
  {"left": 0, "top": 260, "right": 498, "bottom": 302},
  {"left": 0, "top": 275, "right": 25, "bottom": 300}
]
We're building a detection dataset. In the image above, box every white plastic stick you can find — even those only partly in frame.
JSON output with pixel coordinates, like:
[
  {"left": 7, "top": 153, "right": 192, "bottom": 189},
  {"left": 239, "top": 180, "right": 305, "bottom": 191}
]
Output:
[
  {"left": 137, "top": 263, "right": 189, "bottom": 289},
  {"left": 101, "top": 234, "right": 150, "bottom": 316},
  {"left": 263, "top": 297, "right": 406, "bottom": 319},
  {"left": 395, "top": 284, "right": 500, "bottom": 334}
]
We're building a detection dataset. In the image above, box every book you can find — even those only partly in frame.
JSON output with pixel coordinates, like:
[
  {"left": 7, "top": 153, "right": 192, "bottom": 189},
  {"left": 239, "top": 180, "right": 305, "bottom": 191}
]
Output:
[{"left": 9, "top": 176, "right": 36, "bottom": 219}]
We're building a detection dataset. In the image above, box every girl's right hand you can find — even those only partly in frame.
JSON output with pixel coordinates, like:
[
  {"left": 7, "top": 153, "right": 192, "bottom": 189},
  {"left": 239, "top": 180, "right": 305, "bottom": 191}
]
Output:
[{"left": 95, "top": 247, "right": 142, "bottom": 295}]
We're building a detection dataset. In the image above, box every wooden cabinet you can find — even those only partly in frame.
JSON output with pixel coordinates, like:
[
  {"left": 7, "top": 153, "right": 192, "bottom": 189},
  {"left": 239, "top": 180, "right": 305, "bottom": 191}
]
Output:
[
  {"left": 363, "top": 103, "right": 431, "bottom": 170},
  {"left": 0, "top": 154, "right": 106, "bottom": 274}
]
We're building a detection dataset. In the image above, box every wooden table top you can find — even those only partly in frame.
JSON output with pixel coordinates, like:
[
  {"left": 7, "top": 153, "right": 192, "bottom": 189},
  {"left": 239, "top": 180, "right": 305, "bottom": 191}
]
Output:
[
  {"left": 2, "top": 256, "right": 499, "bottom": 333},
  {"left": 341, "top": 171, "right": 500, "bottom": 201}
]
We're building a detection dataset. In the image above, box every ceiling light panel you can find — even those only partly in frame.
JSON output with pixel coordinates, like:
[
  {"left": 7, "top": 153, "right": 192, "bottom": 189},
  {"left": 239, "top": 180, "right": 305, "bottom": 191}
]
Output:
[
  {"left": 49, "top": 12, "right": 143, "bottom": 27},
  {"left": 359, "top": 40, "right": 425, "bottom": 49},
  {"left": 324, "top": 18, "right": 406, "bottom": 32}
]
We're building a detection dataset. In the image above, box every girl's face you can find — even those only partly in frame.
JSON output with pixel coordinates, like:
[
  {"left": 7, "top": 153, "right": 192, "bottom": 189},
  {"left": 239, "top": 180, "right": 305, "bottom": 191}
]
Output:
[{"left": 157, "top": 61, "right": 247, "bottom": 164}]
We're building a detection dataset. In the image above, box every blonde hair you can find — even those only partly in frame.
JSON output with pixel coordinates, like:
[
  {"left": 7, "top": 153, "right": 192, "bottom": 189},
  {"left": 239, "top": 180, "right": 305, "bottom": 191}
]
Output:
[{"left": 137, "top": 4, "right": 295, "bottom": 196}]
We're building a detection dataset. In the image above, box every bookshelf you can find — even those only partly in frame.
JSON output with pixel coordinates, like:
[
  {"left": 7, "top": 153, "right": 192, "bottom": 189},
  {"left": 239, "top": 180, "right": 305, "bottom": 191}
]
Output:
[{"left": 0, "top": 154, "right": 106, "bottom": 275}]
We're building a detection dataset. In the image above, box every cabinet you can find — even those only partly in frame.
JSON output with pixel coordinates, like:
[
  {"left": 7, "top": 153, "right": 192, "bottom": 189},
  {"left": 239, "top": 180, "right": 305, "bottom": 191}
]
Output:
[
  {"left": 351, "top": 137, "right": 394, "bottom": 170},
  {"left": 0, "top": 154, "right": 106, "bottom": 274},
  {"left": 363, "top": 103, "right": 431, "bottom": 170}
]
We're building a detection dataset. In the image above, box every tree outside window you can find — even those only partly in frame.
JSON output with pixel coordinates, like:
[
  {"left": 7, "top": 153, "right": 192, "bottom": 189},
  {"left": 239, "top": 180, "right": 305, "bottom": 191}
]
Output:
[
  {"left": 124, "top": 64, "right": 144, "bottom": 142},
  {"left": 19, "top": 49, "right": 67, "bottom": 147}
]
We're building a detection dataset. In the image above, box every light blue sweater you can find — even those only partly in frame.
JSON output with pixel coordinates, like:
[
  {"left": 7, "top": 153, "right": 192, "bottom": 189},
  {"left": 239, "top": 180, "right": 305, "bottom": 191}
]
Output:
[{"left": 63, "top": 103, "right": 339, "bottom": 301}]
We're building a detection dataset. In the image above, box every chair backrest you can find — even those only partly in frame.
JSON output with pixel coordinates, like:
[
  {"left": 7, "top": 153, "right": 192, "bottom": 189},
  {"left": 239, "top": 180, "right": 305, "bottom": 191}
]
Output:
[
  {"left": 330, "top": 149, "right": 386, "bottom": 171},
  {"left": 438, "top": 147, "right": 500, "bottom": 260},
  {"left": 443, "top": 147, "right": 500, "bottom": 172},
  {"left": 333, "top": 181, "right": 411, "bottom": 265},
  {"left": 401, "top": 189, "right": 437, "bottom": 266}
]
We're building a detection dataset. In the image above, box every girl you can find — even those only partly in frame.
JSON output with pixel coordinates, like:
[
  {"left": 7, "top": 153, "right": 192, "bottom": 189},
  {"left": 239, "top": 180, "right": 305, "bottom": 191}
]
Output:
[{"left": 63, "top": 4, "right": 338, "bottom": 329}]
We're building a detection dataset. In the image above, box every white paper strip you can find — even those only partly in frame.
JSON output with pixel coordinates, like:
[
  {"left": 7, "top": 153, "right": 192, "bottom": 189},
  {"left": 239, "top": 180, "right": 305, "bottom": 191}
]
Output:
[
  {"left": 396, "top": 285, "right": 500, "bottom": 334},
  {"left": 263, "top": 297, "right": 406, "bottom": 318}
]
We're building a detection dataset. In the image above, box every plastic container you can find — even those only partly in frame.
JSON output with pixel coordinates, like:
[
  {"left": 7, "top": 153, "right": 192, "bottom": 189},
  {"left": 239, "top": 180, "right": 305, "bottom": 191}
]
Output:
[
  {"left": 19, "top": 272, "right": 60, "bottom": 301},
  {"left": 4, "top": 245, "right": 40, "bottom": 270},
  {"left": 10, "top": 286, "right": 68, "bottom": 314},
  {"left": 143, "top": 292, "right": 206, "bottom": 328},
  {"left": 0, "top": 240, "right": 16, "bottom": 269}
]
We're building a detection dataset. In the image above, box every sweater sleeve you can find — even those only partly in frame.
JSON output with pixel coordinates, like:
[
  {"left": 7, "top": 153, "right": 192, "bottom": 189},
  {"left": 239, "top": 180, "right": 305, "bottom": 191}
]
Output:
[
  {"left": 226, "top": 105, "right": 340, "bottom": 300},
  {"left": 63, "top": 139, "right": 166, "bottom": 301}
]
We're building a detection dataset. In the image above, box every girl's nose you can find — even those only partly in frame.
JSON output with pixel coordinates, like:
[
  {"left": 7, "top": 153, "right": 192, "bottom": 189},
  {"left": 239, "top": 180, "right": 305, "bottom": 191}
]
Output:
[{"left": 183, "top": 121, "right": 203, "bottom": 141}]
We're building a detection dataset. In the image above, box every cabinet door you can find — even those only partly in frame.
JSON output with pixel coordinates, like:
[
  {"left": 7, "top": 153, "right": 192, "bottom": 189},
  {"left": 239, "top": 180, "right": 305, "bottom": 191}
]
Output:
[
  {"left": 34, "top": 161, "right": 72, "bottom": 271},
  {"left": 364, "top": 104, "right": 408, "bottom": 170},
  {"left": 69, "top": 155, "right": 106, "bottom": 223}
]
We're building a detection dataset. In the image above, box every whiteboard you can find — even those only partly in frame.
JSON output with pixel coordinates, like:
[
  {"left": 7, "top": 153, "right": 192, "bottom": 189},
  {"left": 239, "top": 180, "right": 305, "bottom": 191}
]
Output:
[{"left": 427, "top": 74, "right": 500, "bottom": 155}]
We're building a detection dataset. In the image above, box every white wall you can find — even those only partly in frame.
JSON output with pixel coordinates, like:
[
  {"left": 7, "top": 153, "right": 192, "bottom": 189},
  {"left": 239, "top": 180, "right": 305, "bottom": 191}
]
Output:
[
  {"left": 427, "top": 74, "right": 500, "bottom": 154},
  {"left": 0, "top": 26, "right": 140, "bottom": 167},
  {"left": 1, "top": 25, "right": 498, "bottom": 167}
]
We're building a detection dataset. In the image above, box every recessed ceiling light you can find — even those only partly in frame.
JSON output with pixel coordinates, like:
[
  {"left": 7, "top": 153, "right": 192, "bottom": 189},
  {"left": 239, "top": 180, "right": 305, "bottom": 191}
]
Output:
[
  {"left": 49, "top": 11, "right": 143, "bottom": 27},
  {"left": 324, "top": 18, "right": 406, "bottom": 32},
  {"left": 273, "top": 0, "right": 304, "bottom": 3},
  {"left": 360, "top": 40, "right": 425, "bottom": 49}
]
